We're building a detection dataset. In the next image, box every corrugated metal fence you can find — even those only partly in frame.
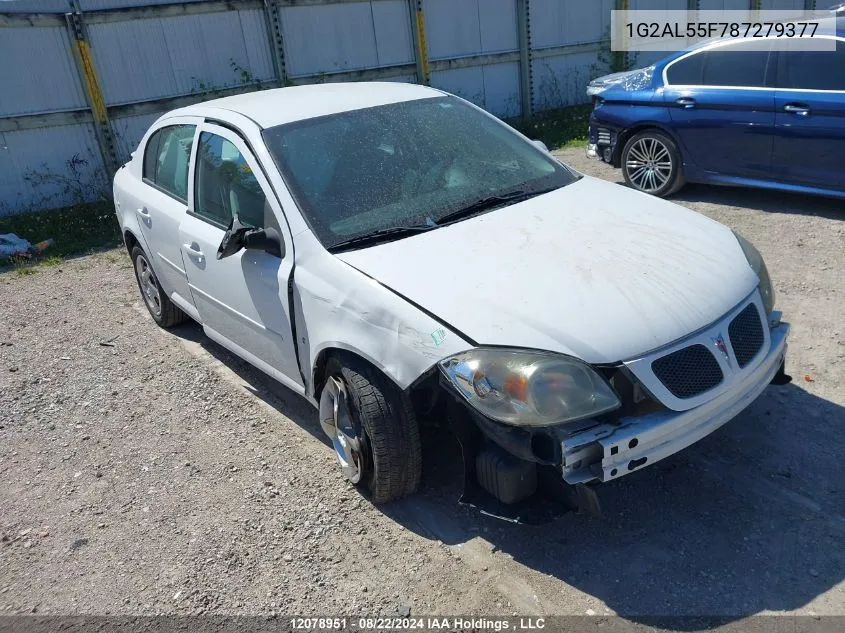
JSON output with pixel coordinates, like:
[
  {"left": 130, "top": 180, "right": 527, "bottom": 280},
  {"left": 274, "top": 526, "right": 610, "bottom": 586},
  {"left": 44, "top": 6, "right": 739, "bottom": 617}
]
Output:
[{"left": 0, "top": 0, "right": 811, "bottom": 215}]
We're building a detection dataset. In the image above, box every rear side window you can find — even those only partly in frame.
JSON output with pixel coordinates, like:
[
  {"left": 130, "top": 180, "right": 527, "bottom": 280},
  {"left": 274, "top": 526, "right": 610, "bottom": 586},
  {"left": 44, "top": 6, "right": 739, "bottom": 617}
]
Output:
[
  {"left": 142, "top": 125, "right": 195, "bottom": 201},
  {"left": 777, "top": 40, "right": 845, "bottom": 91},
  {"left": 667, "top": 41, "right": 772, "bottom": 87},
  {"left": 194, "top": 132, "right": 267, "bottom": 229},
  {"left": 666, "top": 51, "right": 705, "bottom": 85}
]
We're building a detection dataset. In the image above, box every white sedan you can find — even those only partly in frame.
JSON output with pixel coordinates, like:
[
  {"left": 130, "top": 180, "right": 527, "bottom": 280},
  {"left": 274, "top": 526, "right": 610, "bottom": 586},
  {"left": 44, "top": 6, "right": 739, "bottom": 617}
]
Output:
[{"left": 114, "top": 82, "right": 790, "bottom": 510}]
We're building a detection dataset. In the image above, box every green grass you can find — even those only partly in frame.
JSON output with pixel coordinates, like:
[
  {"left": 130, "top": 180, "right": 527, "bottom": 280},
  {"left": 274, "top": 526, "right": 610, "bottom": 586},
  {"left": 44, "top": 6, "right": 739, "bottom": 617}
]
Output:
[
  {"left": 10, "top": 256, "right": 70, "bottom": 277},
  {"left": 1, "top": 201, "right": 122, "bottom": 265},
  {"left": 509, "top": 104, "right": 592, "bottom": 151}
]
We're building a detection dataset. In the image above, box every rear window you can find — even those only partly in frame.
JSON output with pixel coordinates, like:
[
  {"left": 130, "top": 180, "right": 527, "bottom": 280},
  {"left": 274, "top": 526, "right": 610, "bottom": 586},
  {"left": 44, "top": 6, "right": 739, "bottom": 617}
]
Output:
[
  {"left": 142, "top": 125, "right": 195, "bottom": 201},
  {"left": 776, "top": 40, "right": 845, "bottom": 91}
]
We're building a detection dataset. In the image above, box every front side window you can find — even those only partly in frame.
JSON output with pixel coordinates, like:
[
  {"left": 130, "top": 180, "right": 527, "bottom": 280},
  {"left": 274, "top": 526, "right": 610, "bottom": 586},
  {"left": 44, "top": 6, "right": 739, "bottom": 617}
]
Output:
[
  {"left": 194, "top": 132, "right": 267, "bottom": 228},
  {"left": 777, "top": 39, "right": 845, "bottom": 91},
  {"left": 262, "top": 96, "right": 578, "bottom": 249},
  {"left": 142, "top": 124, "right": 195, "bottom": 201},
  {"left": 667, "top": 41, "right": 772, "bottom": 87}
]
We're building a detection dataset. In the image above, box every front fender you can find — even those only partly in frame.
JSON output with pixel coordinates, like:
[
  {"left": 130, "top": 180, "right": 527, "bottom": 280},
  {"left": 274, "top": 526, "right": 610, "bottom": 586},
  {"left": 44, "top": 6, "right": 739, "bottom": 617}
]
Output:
[{"left": 293, "top": 243, "right": 474, "bottom": 398}]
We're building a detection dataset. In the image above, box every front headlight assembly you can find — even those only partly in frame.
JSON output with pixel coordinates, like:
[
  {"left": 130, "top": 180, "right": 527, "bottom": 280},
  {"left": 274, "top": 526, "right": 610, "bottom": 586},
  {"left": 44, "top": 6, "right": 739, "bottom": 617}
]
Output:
[
  {"left": 438, "top": 348, "right": 621, "bottom": 428},
  {"left": 733, "top": 231, "right": 775, "bottom": 314}
]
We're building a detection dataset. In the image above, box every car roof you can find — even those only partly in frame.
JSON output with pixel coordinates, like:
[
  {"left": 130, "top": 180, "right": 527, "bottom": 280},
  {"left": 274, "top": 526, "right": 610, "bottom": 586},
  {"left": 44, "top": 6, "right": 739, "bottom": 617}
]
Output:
[
  {"left": 655, "top": 15, "right": 845, "bottom": 66},
  {"left": 168, "top": 82, "right": 445, "bottom": 129}
]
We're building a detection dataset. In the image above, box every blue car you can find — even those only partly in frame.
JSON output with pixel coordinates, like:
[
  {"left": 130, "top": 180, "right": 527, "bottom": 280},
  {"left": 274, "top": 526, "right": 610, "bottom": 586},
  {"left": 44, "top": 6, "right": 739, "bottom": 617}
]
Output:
[{"left": 586, "top": 17, "right": 845, "bottom": 198}]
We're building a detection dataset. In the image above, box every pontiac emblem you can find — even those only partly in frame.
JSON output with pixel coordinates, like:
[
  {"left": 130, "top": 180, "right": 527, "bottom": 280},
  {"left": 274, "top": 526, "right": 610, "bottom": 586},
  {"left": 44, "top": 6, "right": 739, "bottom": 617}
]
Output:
[{"left": 712, "top": 333, "right": 731, "bottom": 365}]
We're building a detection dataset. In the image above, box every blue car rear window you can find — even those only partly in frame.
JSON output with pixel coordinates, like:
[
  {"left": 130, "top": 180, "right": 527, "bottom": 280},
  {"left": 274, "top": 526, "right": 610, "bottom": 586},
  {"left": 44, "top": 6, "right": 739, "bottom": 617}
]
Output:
[{"left": 777, "top": 40, "right": 845, "bottom": 91}]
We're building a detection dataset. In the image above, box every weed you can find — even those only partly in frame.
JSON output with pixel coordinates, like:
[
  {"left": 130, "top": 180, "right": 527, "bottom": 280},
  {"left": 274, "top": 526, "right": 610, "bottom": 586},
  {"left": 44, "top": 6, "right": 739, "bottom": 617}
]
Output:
[
  {"left": 593, "top": 27, "right": 640, "bottom": 78},
  {"left": 21, "top": 151, "right": 110, "bottom": 213},
  {"left": 40, "top": 255, "right": 64, "bottom": 267},
  {"left": 191, "top": 58, "right": 266, "bottom": 96},
  {"left": 9, "top": 253, "right": 75, "bottom": 276},
  {"left": 230, "top": 59, "right": 263, "bottom": 89},
  {"left": 12, "top": 263, "right": 38, "bottom": 277},
  {"left": 508, "top": 104, "right": 592, "bottom": 151}
]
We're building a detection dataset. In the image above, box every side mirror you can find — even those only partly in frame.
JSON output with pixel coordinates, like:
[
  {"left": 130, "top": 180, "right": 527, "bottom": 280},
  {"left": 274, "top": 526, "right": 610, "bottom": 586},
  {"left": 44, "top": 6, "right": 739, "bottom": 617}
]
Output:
[
  {"left": 532, "top": 139, "right": 550, "bottom": 153},
  {"left": 217, "top": 213, "right": 250, "bottom": 259},
  {"left": 243, "top": 227, "right": 284, "bottom": 259}
]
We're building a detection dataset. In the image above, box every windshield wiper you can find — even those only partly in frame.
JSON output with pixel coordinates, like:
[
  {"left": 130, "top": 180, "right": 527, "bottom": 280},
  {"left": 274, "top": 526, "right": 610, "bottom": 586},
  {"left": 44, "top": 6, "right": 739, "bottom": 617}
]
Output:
[
  {"left": 328, "top": 224, "right": 436, "bottom": 252},
  {"left": 436, "top": 186, "right": 561, "bottom": 226}
]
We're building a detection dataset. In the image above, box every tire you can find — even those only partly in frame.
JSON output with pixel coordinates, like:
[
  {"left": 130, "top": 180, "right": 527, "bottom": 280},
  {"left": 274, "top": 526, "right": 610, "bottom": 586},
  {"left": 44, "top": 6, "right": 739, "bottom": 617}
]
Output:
[
  {"left": 621, "top": 130, "right": 685, "bottom": 198},
  {"left": 324, "top": 354, "right": 422, "bottom": 504},
  {"left": 131, "top": 245, "right": 187, "bottom": 329}
]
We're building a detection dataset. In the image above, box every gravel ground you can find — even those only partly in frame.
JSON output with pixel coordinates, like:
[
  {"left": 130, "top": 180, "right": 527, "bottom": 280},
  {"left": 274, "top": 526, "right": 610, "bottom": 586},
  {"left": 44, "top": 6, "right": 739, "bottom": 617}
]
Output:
[{"left": 1, "top": 147, "right": 844, "bottom": 623}]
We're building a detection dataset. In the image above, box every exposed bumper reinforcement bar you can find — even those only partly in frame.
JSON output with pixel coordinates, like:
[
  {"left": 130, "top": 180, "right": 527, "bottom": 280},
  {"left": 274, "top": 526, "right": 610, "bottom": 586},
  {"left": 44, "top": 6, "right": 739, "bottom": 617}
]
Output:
[{"left": 562, "top": 322, "right": 790, "bottom": 484}]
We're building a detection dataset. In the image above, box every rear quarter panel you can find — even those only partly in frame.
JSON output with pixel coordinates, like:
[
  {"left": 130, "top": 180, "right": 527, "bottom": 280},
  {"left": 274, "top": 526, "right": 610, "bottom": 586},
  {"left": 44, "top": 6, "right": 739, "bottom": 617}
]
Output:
[{"left": 113, "top": 163, "right": 151, "bottom": 257}]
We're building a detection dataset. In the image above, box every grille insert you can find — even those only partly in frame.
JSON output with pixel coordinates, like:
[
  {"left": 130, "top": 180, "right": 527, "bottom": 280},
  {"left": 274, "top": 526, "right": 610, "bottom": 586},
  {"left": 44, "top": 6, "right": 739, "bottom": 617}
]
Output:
[
  {"left": 729, "top": 303, "right": 765, "bottom": 368},
  {"left": 597, "top": 128, "right": 611, "bottom": 145},
  {"left": 652, "top": 344, "right": 724, "bottom": 399}
]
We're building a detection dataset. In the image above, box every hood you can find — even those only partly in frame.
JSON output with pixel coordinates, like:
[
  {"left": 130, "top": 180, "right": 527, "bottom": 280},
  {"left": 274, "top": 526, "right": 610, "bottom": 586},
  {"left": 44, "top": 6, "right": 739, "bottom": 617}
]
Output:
[{"left": 336, "top": 176, "right": 759, "bottom": 364}]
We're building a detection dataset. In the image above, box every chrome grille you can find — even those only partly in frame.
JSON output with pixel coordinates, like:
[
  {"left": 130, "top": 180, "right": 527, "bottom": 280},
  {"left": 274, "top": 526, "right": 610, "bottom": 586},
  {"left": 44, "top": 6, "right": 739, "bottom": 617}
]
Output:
[
  {"left": 729, "top": 303, "right": 765, "bottom": 368},
  {"left": 597, "top": 128, "right": 611, "bottom": 145},
  {"left": 651, "top": 344, "right": 724, "bottom": 399}
]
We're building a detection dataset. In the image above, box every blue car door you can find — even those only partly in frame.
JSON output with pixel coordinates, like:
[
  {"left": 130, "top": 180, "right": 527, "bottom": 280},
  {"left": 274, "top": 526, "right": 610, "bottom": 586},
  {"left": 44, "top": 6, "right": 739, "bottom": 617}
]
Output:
[
  {"left": 771, "top": 37, "right": 845, "bottom": 192},
  {"left": 662, "top": 40, "right": 776, "bottom": 180}
]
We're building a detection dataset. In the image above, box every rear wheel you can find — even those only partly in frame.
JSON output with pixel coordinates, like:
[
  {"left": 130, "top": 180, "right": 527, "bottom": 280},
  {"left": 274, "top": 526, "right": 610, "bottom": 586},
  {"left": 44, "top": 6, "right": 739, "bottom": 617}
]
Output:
[
  {"left": 319, "top": 355, "right": 421, "bottom": 504},
  {"left": 621, "top": 130, "right": 685, "bottom": 197},
  {"left": 131, "top": 245, "right": 187, "bottom": 328}
]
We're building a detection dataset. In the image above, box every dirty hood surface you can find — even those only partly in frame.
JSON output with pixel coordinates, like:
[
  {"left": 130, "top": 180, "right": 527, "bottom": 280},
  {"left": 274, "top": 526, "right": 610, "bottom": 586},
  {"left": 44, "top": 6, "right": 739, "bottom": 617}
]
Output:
[{"left": 336, "top": 176, "right": 759, "bottom": 363}]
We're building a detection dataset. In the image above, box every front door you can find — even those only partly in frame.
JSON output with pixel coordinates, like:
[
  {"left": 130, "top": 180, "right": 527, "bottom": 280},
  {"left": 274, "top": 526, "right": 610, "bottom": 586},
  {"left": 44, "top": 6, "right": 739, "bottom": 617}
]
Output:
[
  {"left": 662, "top": 39, "right": 776, "bottom": 180},
  {"left": 178, "top": 122, "right": 303, "bottom": 392},
  {"left": 771, "top": 38, "right": 845, "bottom": 191}
]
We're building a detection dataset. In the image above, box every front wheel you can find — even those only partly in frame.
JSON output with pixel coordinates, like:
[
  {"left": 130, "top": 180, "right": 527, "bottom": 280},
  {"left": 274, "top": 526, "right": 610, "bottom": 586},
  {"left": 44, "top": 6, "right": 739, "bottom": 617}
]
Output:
[
  {"left": 621, "top": 130, "right": 685, "bottom": 197},
  {"left": 319, "top": 355, "right": 421, "bottom": 504}
]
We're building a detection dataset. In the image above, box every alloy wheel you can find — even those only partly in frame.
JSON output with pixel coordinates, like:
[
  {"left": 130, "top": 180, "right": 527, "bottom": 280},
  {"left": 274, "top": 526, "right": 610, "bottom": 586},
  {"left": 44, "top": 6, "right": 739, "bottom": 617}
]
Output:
[
  {"left": 626, "top": 137, "right": 673, "bottom": 193},
  {"left": 134, "top": 254, "right": 162, "bottom": 318},
  {"left": 319, "top": 376, "right": 365, "bottom": 483}
]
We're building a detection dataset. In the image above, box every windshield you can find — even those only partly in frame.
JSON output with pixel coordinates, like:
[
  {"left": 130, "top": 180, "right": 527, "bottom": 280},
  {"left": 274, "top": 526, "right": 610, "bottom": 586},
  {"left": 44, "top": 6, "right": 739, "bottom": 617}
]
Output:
[{"left": 262, "top": 96, "right": 579, "bottom": 249}]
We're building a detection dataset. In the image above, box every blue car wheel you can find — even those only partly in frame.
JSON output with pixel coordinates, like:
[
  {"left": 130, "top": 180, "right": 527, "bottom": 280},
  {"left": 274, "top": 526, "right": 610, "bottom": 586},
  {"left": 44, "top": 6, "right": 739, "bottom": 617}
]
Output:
[{"left": 621, "top": 130, "right": 685, "bottom": 198}]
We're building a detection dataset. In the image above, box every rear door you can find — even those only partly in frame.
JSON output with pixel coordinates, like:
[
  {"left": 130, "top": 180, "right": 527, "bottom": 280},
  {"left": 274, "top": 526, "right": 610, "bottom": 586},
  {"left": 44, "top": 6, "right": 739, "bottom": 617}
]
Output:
[
  {"left": 177, "top": 122, "right": 303, "bottom": 391},
  {"left": 134, "top": 119, "right": 199, "bottom": 315},
  {"left": 771, "top": 37, "right": 845, "bottom": 191},
  {"left": 662, "top": 40, "right": 776, "bottom": 179}
]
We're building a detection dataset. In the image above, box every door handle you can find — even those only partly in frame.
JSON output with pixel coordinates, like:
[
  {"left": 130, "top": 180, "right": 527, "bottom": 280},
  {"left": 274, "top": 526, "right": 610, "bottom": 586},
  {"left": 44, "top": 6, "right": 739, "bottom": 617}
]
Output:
[
  {"left": 183, "top": 243, "right": 204, "bottom": 259},
  {"left": 675, "top": 97, "right": 696, "bottom": 109},
  {"left": 136, "top": 207, "right": 150, "bottom": 219},
  {"left": 783, "top": 103, "right": 810, "bottom": 116}
]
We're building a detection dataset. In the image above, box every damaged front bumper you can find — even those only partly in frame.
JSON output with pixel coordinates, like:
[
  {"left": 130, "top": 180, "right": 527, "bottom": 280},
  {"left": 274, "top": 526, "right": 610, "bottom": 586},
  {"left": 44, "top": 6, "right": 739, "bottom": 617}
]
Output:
[
  {"left": 587, "top": 122, "right": 619, "bottom": 164},
  {"left": 561, "top": 321, "right": 790, "bottom": 484}
]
